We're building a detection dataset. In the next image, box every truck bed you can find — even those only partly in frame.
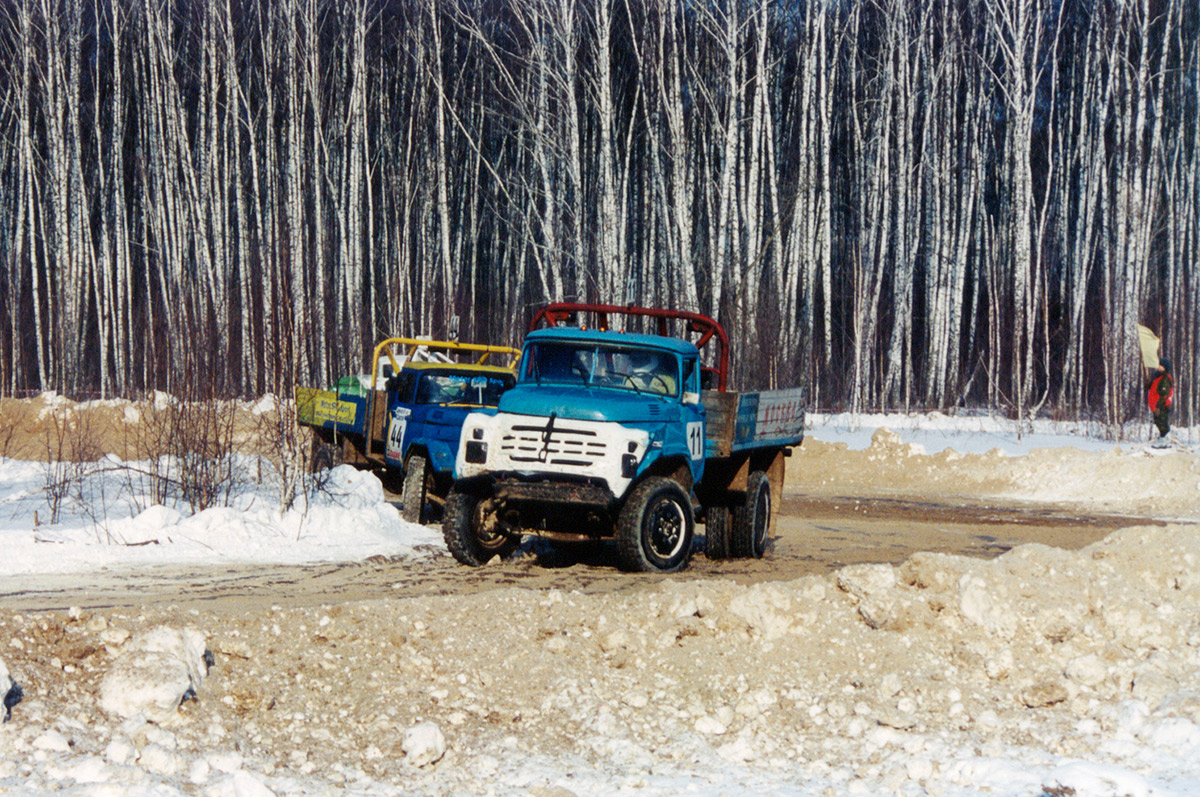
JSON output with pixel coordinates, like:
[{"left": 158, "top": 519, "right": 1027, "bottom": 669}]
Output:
[{"left": 702, "top": 388, "right": 805, "bottom": 458}]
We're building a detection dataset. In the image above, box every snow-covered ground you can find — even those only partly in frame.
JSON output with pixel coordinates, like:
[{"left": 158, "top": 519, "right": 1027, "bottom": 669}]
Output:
[{"left": 2, "top": 402, "right": 1200, "bottom": 796}]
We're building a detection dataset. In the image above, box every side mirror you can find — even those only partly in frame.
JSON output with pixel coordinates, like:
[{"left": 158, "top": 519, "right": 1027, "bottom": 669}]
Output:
[{"left": 682, "top": 391, "right": 700, "bottom": 406}]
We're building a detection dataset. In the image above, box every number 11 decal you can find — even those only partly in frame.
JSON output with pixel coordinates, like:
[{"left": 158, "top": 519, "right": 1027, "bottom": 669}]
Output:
[{"left": 687, "top": 421, "right": 703, "bottom": 460}]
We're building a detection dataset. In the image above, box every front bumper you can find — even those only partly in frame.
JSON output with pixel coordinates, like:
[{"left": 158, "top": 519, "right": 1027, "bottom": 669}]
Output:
[{"left": 492, "top": 475, "right": 615, "bottom": 508}]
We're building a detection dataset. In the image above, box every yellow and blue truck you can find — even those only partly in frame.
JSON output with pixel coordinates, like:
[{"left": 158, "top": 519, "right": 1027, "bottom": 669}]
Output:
[{"left": 296, "top": 337, "right": 520, "bottom": 523}]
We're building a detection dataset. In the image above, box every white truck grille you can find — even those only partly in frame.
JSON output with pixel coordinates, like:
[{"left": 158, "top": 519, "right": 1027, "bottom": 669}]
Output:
[
  {"left": 499, "top": 421, "right": 609, "bottom": 469},
  {"left": 457, "top": 412, "right": 650, "bottom": 498}
]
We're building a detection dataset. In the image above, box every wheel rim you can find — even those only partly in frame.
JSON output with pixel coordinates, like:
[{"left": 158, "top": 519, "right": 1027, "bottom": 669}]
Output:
[
  {"left": 646, "top": 497, "right": 687, "bottom": 561},
  {"left": 753, "top": 481, "right": 770, "bottom": 552},
  {"left": 472, "top": 500, "right": 510, "bottom": 552}
]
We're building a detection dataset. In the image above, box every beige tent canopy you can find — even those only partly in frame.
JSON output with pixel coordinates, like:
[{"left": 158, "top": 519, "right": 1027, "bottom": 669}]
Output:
[{"left": 1138, "top": 324, "right": 1161, "bottom": 370}]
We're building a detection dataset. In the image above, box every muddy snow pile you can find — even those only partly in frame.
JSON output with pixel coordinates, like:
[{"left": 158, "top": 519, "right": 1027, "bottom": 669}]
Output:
[
  {"left": 790, "top": 427, "right": 1200, "bottom": 520},
  {"left": 3, "top": 523, "right": 1200, "bottom": 795}
]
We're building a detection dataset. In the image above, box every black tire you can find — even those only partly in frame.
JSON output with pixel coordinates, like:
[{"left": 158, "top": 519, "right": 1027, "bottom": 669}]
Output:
[
  {"left": 443, "top": 487, "right": 519, "bottom": 566},
  {"left": 704, "top": 505, "right": 732, "bottom": 560},
  {"left": 311, "top": 438, "right": 342, "bottom": 473},
  {"left": 616, "top": 477, "right": 694, "bottom": 572},
  {"left": 731, "top": 470, "right": 771, "bottom": 558},
  {"left": 401, "top": 454, "right": 432, "bottom": 524}
]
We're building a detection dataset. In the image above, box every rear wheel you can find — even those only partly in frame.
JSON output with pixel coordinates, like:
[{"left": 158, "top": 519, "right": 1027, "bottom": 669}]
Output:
[
  {"left": 704, "top": 505, "right": 732, "bottom": 560},
  {"left": 401, "top": 454, "right": 434, "bottom": 524},
  {"left": 731, "top": 470, "right": 771, "bottom": 558},
  {"left": 311, "top": 438, "right": 342, "bottom": 473},
  {"left": 443, "top": 487, "right": 519, "bottom": 566},
  {"left": 616, "top": 477, "right": 694, "bottom": 572}
]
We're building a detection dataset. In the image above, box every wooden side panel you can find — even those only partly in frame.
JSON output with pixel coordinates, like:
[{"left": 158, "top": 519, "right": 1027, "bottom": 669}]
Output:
[
  {"left": 702, "top": 390, "right": 738, "bottom": 458},
  {"left": 766, "top": 449, "right": 785, "bottom": 532},
  {"left": 367, "top": 390, "right": 389, "bottom": 456}
]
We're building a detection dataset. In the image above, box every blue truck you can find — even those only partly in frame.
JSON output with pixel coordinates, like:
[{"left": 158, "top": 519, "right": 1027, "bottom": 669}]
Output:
[
  {"left": 296, "top": 337, "right": 520, "bottom": 523},
  {"left": 444, "top": 304, "right": 805, "bottom": 572}
]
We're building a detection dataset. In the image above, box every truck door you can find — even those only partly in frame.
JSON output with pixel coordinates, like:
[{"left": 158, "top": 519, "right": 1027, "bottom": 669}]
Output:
[
  {"left": 384, "top": 372, "right": 418, "bottom": 466},
  {"left": 681, "top": 355, "right": 706, "bottom": 483}
]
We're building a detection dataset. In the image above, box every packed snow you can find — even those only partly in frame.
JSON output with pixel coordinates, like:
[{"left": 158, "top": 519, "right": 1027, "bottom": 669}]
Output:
[
  {"left": 98, "top": 626, "right": 213, "bottom": 725},
  {"left": 2, "top": 395, "right": 1200, "bottom": 796}
]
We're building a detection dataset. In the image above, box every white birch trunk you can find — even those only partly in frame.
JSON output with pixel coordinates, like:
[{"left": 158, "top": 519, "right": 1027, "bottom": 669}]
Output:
[
  {"left": 662, "top": 2, "right": 698, "bottom": 311},
  {"left": 594, "top": 0, "right": 621, "bottom": 301}
]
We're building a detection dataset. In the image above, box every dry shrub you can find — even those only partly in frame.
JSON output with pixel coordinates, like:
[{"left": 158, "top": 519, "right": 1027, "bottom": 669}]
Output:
[
  {"left": 0, "top": 406, "right": 15, "bottom": 459},
  {"left": 250, "top": 396, "right": 325, "bottom": 512},
  {"left": 117, "top": 394, "right": 239, "bottom": 513},
  {"left": 15, "top": 391, "right": 328, "bottom": 529},
  {"left": 39, "top": 406, "right": 104, "bottom": 524}
]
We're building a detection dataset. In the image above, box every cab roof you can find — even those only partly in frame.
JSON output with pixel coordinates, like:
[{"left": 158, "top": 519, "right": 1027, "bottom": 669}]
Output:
[{"left": 525, "top": 326, "right": 699, "bottom": 356}]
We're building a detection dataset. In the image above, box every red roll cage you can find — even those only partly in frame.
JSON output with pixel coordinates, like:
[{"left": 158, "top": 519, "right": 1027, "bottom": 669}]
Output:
[{"left": 528, "top": 302, "right": 729, "bottom": 391}]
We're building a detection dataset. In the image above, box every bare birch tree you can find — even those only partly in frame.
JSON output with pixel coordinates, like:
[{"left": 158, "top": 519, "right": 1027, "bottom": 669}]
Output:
[{"left": 0, "top": 0, "right": 1195, "bottom": 429}]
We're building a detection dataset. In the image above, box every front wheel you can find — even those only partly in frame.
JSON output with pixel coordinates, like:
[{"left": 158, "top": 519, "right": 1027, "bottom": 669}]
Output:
[
  {"left": 731, "top": 470, "right": 771, "bottom": 558},
  {"left": 443, "top": 487, "right": 519, "bottom": 566},
  {"left": 616, "top": 477, "right": 694, "bottom": 572},
  {"left": 401, "top": 454, "right": 433, "bottom": 524}
]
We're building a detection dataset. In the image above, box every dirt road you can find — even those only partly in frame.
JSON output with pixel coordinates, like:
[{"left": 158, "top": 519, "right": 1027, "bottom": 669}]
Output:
[{"left": 1, "top": 495, "right": 1156, "bottom": 614}]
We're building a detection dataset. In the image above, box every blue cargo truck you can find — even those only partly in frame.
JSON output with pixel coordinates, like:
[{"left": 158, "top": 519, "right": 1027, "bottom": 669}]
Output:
[
  {"left": 296, "top": 337, "right": 520, "bottom": 524},
  {"left": 443, "top": 304, "right": 805, "bottom": 572}
]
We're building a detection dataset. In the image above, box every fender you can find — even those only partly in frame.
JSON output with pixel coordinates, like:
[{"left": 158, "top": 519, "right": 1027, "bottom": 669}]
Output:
[
  {"left": 637, "top": 454, "right": 696, "bottom": 494},
  {"left": 424, "top": 439, "right": 458, "bottom": 475}
]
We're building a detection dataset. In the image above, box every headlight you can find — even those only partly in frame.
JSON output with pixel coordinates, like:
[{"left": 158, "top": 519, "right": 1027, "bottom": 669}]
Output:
[{"left": 465, "top": 441, "right": 488, "bottom": 463}]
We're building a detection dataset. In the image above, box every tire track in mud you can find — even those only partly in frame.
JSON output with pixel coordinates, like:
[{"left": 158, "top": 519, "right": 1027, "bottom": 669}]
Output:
[{"left": 1, "top": 496, "right": 1166, "bottom": 614}]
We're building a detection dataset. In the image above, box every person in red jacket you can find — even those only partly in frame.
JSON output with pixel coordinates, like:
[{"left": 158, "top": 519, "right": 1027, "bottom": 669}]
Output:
[{"left": 1147, "top": 357, "right": 1174, "bottom": 446}]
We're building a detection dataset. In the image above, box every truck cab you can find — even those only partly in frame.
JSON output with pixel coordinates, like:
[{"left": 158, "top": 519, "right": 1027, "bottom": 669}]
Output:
[
  {"left": 379, "top": 360, "right": 516, "bottom": 504},
  {"left": 455, "top": 328, "right": 706, "bottom": 505},
  {"left": 383, "top": 362, "right": 515, "bottom": 475}
]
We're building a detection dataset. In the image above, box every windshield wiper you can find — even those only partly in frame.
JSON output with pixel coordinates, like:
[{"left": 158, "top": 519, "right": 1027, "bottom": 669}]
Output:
[{"left": 614, "top": 372, "right": 643, "bottom": 394}]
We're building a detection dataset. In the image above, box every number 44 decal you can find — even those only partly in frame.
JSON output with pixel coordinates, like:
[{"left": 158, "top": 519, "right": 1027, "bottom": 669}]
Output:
[
  {"left": 687, "top": 422, "right": 704, "bottom": 460},
  {"left": 386, "top": 408, "right": 411, "bottom": 461}
]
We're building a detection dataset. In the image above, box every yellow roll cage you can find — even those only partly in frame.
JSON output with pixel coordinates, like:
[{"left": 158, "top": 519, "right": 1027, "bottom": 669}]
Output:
[{"left": 369, "top": 337, "right": 521, "bottom": 389}]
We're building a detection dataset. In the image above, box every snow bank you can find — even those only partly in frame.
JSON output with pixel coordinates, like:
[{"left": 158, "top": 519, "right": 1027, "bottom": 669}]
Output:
[
  {"left": 809, "top": 410, "right": 1197, "bottom": 456},
  {"left": 0, "top": 460, "right": 440, "bottom": 575}
]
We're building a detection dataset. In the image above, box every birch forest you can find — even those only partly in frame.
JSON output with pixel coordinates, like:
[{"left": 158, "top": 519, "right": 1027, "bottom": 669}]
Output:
[{"left": 0, "top": 0, "right": 1197, "bottom": 429}]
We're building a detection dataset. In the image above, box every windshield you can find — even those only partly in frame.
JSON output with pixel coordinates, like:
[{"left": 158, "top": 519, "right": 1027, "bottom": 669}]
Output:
[
  {"left": 415, "top": 371, "right": 514, "bottom": 406},
  {"left": 520, "top": 342, "right": 679, "bottom": 397}
]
